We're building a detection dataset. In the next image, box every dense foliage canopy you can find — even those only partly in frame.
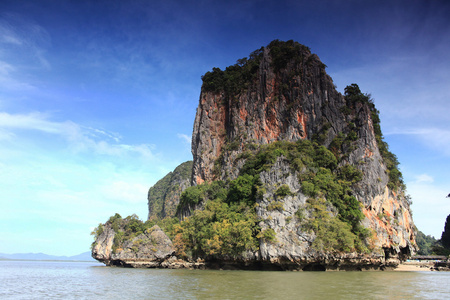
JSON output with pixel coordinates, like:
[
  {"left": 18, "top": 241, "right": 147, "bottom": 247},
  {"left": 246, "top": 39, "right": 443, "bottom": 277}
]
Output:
[
  {"left": 201, "top": 48, "right": 263, "bottom": 95},
  {"left": 415, "top": 230, "right": 437, "bottom": 255}
]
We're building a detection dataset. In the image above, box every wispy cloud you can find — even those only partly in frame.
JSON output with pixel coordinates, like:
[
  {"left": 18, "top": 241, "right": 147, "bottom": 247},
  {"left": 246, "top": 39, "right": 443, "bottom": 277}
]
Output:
[
  {"left": 0, "top": 13, "right": 51, "bottom": 96},
  {"left": 0, "top": 111, "right": 156, "bottom": 159},
  {"left": 0, "top": 111, "right": 62, "bottom": 133},
  {"left": 84, "top": 126, "right": 122, "bottom": 142},
  {"left": 0, "top": 59, "right": 36, "bottom": 91},
  {"left": 0, "top": 17, "right": 23, "bottom": 45},
  {"left": 413, "top": 174, "right": 434, "bottom": 184},
  {"left": 386, "top": 127, "right": 450, "bottom": 156},
  {"left": 0, "top": 13, "right": 51, "bottom": 68}
]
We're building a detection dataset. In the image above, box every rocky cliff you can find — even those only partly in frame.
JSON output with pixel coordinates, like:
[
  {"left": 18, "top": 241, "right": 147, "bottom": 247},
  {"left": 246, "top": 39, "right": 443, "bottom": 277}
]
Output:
[
  {"left": 147, "top": 161, "right": 192, "bottom": 220},
  {"left": 189, "top": 40, "right": 414, "bottom": 256},
  {"left": 92, "top": 40, "right": 416, "bottom": 271}
]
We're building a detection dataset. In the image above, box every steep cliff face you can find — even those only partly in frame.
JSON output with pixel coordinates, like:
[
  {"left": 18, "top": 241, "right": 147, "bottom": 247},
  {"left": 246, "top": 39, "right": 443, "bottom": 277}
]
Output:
[
  {"left": 192, "top": 41, "right": 346, "bottom": 185},
  {"left": 147, "top": 161, "right": 192, "bottom": 220}
]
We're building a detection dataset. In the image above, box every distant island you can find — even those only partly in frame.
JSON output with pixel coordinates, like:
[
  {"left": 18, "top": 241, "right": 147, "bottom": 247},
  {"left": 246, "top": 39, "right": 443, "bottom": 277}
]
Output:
[{"left": 0, "top": 251, "right": 96, "bottom": 262}]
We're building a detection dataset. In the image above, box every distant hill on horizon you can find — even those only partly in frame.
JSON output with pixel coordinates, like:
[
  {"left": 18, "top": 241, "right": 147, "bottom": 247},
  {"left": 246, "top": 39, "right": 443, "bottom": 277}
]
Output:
[{"left": 0, "top": 251, "right": 97, "bottom": 262}]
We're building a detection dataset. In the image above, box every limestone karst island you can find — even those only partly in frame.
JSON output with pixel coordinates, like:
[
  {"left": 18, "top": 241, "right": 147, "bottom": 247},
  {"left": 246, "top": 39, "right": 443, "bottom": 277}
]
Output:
[{"left": 91, "top": 40, "right": 416, "bottom": 271}]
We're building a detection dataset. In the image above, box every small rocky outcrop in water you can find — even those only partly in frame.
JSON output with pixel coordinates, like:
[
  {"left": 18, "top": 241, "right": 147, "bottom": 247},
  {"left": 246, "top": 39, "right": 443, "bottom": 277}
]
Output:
[
  {"left": 92, "top": 215, "right": 205, "bottom": 268},
  {"left": 92, "top": 217, "right": 174, "bottom": 267},
  {"left": 92, "top": 40, "right": 416, "bottom": 271}
]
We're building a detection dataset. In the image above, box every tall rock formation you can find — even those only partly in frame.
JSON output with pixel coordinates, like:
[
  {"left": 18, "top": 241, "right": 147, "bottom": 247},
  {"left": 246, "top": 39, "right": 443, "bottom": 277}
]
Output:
[
  {"left": 93, "top": 40, "right": 416, "bottom": 270},
  {"left": 188, "top": 40, "right": 415, "bottom": 265}
]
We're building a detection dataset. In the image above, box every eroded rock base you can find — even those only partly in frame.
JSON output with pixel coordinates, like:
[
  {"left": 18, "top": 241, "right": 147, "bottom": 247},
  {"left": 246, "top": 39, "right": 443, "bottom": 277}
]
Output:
[{"left": 98, "top": 256, "right": 400, "bottom": 271}]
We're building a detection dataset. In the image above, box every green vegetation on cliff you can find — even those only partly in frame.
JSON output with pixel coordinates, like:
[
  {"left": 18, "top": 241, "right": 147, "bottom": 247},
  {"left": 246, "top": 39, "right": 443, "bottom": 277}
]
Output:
[
  {"left": 415, "top": 230, "right": 437, "bottom": 255},
  {"left": 90, "top": 213, "right": 157, "bottom": 253},
  {"left": 429, "top": 214, "right": 450, "bottom": 256},
  {"left": 172, "top": 139, "right": 369, "bottom": 257},
  {"left": 173, "top": 196, "right": 259, "bottom": 258},
  {"left": 303, "top": 197, "right": 358, "bottom": 252},
  {"left": 175, "top": 176, "right": 260, "bottom": 258},
  {"left": 239, "top": 139, "right": 366, "bottom": 238},
  {"left": 415, "top": 219, "right": 450, "bottom": 256},
  {"left": 201, "top": 48, "right": 263, "bottom": 95},
  {"left": 201, "top": 39, "right": 321, "bottom": 98},
  {"left": 242, "top": 139, "right": 368, "bottom": 250},
  {"left": 267, "top": 39, "right": 324, "bottom": 72},
  {"left": 148, "top": 161, "right": 192, "bottom": 220}
]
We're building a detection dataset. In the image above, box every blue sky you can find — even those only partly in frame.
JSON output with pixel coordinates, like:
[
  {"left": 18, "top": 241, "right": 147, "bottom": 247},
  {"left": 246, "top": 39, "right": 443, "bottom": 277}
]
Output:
[{"left": 0, "top": 0, "right": 449, "bottom": 256}]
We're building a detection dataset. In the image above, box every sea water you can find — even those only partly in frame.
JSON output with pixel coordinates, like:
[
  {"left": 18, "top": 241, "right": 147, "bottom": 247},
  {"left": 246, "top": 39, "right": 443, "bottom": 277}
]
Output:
[{"left": 1, "top": 260, "right": 449, "bottom": 299}]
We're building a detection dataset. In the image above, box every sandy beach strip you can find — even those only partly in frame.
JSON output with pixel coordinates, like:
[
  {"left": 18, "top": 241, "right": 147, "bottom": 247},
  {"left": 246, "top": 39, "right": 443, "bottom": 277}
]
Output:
[{"left": 394, "top": 263, "right": 432, "bottom": 271}]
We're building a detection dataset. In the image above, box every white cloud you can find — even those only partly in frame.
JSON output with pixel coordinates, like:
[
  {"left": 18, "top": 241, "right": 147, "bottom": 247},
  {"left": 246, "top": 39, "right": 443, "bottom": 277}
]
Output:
[
  {"left": 92, "top": 141, "right": 155, "bottom": 159},
  {"left": 408, "top": 181, "right": 450, "bottom": 238},
  {"left": 386, "top": 127, "right": 450, "bottom": 137},
  {"left": 0, "top": 111, "right": 156, "bottom": 159},
  {"left": 100, "top": 180, "right": 149, "bottom": 204},
  {"left": 0, "top": 111, "right": 61, "bottom": 133}
]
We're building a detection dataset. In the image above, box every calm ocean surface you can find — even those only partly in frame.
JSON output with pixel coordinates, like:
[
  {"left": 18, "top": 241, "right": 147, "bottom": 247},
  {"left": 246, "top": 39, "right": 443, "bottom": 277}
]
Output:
[{"left": 1, "top": 260, "right": 449, "bottom": 299}]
